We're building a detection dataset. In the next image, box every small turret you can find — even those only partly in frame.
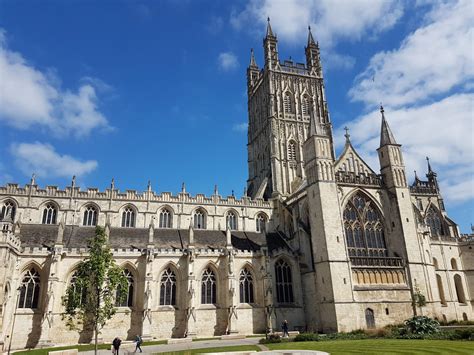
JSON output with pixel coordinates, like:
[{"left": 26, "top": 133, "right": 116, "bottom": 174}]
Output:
[
  {"left": 305, "top": 26, "right": 322, "bottom": 76},
  {"left": 247, "top": 48, "right": 260, "bottom": 88},
  {"left": 263, "top": 17, "right": 279, "bottom": 69},
  {"left": 426, "top": 157, "right": 439, "bottom": 191},
  {"left": 379, "top": 106, "right": 397, "bottom": 147}
]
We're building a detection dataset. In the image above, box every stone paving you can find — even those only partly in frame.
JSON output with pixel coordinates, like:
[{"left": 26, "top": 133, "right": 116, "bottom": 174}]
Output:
[{"left": 79, "top": 337, "right": 329, "bottom": 355}]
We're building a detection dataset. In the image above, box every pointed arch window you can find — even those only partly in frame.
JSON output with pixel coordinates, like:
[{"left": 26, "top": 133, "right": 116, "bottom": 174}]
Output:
[
  {"left": 256, "top": 213, "right": 267, "bottom": 233},
  {"left": 121, "top": 207, "right": 136, "bottom": 228},
  {"left": 425, "top": 206, "right": 445, "bottom": 236},
  {"left": 201, "top": 268, "right": 217, "bottom": 304},
  {"left": 301, "top": 95, "right": 310, "bottom": 115},
  {"left": 194, "top": 209, "right": 206, "bottom": 229},
  {"left": 343, "top": 193, "right": 387, "bottom": 258},
  {"left": 288, "top": 141, "right": 297, "bottom": 161},
  {"left": 42, "top": 203, "right": 57, "bottom": 225},
  {"left": 226, "top": 211, "right": 238, "bottom": 230},
  {"left": 69, "top": 271, "right": 87, "bottom": 306},
  {"left": 18, "top": 268, "right": 40, "bottom": 309},
  {"left": 83, "top": 205, "right": 98, "bottom": 226},
  {"left": 116, "top": 269, "right": 134, "bottom": 307},
  {"left": 239, "top": 268, "right": 254, "bottom": 303},
  {"left": 159, "top": 268, "right": 177, "bottom": 306},
  {"left": 0, "top": 200, "right": 16, "bottom": 221},
  {"left": 275, "top": 259, "right": 294, "bottom": 303},
  {"left": 159, "top": 208, "right": 172, "bottom": 228},
  {"left": 284, "top": 93, "right": 292, "bottom": 113}
]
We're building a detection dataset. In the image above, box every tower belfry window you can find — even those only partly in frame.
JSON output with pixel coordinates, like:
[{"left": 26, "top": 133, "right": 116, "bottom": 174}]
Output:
[
  {"left": 302, "top": 95, "right": 310, "bottom": 115},
  {"left": 288, "top": 141, "right": 297, "bottom": 161},
  {"left": 284, "top": 93, "right": 292, "bottom": 113}
]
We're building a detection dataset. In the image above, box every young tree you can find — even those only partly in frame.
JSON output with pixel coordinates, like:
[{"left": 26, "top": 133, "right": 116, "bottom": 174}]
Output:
[
  {"left": 62, "top": 226, "right": 128, "bottom": 355},
  {"left": 412, "top": 285, "right": 427, "bottom": 316}
]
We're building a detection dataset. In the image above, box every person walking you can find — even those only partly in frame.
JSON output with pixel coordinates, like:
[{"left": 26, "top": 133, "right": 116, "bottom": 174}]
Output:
[
  {"left": 112, "top": 337, "right": 122, "bottom": 355},
  {"left": 134, "top": 334, "right": 143, "bottom": 353},
  {"left": 282, "top": 320, "right": 289, "bottom": 338}
]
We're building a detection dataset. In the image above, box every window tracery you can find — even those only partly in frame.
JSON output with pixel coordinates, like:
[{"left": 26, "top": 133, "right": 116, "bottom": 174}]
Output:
[
  {"left": 18, "top": 268, "right": 40, "bottom": 309},
  {"left": 42, "top": 203, "right": 57, "bottom": 225},
  {"left": 160, "top": 268, "right": 176, "bottom": 305},
  {"left": 121, "top": 207, "right": 136, "bottom": 228},
  {"left": 226, "top": 211, "right": 238, "bottom": 230},
  {"left": 275, "top": 259, "right": 294, "bottom": 303},
  {"left": 425, "top": 206, "right": 445, "bottom": 236},
  {"left": 256, "top": 213, "right": 266, "bottom": 233},
  {"left": 343, "top": 193, "right": 387, "bottom": 257},
  {"left": 116, "top": 269, "right": 134, "bottom": 307},
  {"left": 239, "top": 268, "right": 254, "bottom": 303},
  {"left": 284, "top": 93, "right": 292, "bottom": 113},
  {"left": 0, "top": 200, "right": 16, "bottom": 221},
  {"left": 159, "top": 208, "right": 172, "bottom": 228},
  {"left": 201, "top": 268, "right": 216, "bottom": 304},
  {"left": 193, "top": 209, "right": 206, "bottom": 229},
  {"left": 83, "top": 205, "right": 98, "bottom": 226}
]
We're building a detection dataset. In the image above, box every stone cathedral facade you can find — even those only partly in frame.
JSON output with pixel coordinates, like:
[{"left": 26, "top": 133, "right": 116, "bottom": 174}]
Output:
[{"left": 1, "top": 22, "right": 473, "bottom": 350}]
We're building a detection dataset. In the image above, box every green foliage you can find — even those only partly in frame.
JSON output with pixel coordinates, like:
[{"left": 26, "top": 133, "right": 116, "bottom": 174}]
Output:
[
  {"left": 404, "top": 316, "right": 440, "bottom": 335},
  {"left": 259, "top": 334, "right": 286, "bottom": 344},
  {"left": 294, "top": 333, "right": 320, "bottom": 342},
  {"left": 61, "top": 226, "right": 128, "bottom": 348}
]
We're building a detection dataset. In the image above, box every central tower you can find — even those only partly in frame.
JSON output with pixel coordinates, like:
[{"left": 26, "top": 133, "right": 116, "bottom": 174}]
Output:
[{"left": 246, "top": 21, "right": 333, "bottom": 198}]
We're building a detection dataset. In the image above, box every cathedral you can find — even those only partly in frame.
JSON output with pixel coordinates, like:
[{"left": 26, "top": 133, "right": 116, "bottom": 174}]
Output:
[{"left": 1, "top": 22, "right": 473, "bottom": 350}]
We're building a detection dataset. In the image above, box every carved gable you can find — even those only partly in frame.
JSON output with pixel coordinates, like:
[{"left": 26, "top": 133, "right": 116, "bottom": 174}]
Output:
[{"left": 335, "top": 143, "right": 376, "bottom": 176}]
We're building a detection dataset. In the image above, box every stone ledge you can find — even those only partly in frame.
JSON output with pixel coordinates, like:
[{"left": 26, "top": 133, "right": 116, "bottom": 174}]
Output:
[
  {"left": 220, "top": 334, "right": 246, "bottom": 340},
  {"left": 167, "top": 338, "right": 192, "bottom": 344}
]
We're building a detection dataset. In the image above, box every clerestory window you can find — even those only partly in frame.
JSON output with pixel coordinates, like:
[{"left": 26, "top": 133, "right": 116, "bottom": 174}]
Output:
[
  {"left": 83, "top": 205, "right": 98, "bottom": 226},
  {"left": 0, "top": 200, "right": 16, "bottom": 221},
  {"left": 122, "top": 207, "right": 136, "bottom": 228},
  {"left": 256, "top": 213, "right": 267, "bottom": 233},
  {"left": 42, "top": 203, "right": 57, "bottom": 225},
  {"left": 159, "top": 208, "right": 172, "bottom": 228},
  {"left": 226, "top": 211, "right": 238, "bottom": 230},
  {"left": 193, "top": 209, "right": 206, "bottom": 229}
]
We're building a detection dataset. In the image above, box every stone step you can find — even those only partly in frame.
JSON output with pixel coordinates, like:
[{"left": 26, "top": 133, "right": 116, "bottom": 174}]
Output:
[{"left": 166, "top": 338, "right": 192, "bottom": 344}]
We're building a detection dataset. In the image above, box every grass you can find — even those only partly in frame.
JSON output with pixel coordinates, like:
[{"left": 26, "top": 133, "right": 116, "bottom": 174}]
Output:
[
  {"left": 267, "top": 339, "right": 474, "bottom": 354},
  {"left": 192, "top": 337, "right": 219, "bottom": 342},
  {"left": 13, "top": 340, "right": 167, "bottom": 355},
  {"left": 154, "top": 345, "right": 260, "bottom": 354}
]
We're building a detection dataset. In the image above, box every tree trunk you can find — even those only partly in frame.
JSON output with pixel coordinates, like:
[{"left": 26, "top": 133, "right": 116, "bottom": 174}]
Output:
[{"left": 94, "top": 323, "right": 98, "bottom": 355}]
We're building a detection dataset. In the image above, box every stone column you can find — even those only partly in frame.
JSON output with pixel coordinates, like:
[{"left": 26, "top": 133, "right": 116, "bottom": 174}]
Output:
[
  {"left": 225, "top": 227, "right": 238, "bottom": 334},
  {"left": 185, "top": 226, "right": 197, "bottom": 338},
  {"left": 142, "top": 223, "right": 155, "bottom": 340},
  {"left": 262, "top": 247, "right": 276, "bottom": 333}
]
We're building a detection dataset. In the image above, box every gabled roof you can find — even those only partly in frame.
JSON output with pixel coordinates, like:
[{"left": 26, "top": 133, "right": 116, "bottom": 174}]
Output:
[{"left": 335, "top": 141, "right": 377, "bottom": 176}]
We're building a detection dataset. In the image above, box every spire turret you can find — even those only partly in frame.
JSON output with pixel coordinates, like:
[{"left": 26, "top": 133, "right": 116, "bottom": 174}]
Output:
[
  {"left": 379, "top": 105, "right": 397, "bottom": 147},
  {"left": 265, "top": 17, "right": 275, "bottom": 39},
  {"left": 305, "top": 25, "right": 322, "bottom": 75},
  {"left": 263, "top": 17, "right": 278, "bottom": 69},
  {"left": 249, "top": 48, "right": 257, "bottom": 68}
]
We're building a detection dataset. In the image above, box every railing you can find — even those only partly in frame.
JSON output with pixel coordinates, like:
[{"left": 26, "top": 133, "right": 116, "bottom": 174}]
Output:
[
  {"left": 350, "top": 256, "right": 405, "bottom": 268},
  {"left": 410, "top": 181, "right": 437, "bottom": 195},
  {"left": 335, "top": 171, "right": 382, "bottom": 187}
]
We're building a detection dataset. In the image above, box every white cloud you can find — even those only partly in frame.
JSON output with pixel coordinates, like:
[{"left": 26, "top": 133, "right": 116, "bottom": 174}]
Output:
[
  {"left": 232, "top": 122, "right": 248, "bottom": 132},
  {"left": 11, "top": 142, "right": 98, "bottom": 178},
  {"left": 218, "top": 52, "right": 239, "bottom": 71},
  {"left": 0, "top": 30, "right": 111, "bottom": 137},
  {"left": 230, "top": 0, "right": 403, "bottom": 47},
  {"left": 349, "top": 0, "right": 474, "bottom": 108},
  {"left": 336, "top": 94, "right": 474, "bottom": 204}
]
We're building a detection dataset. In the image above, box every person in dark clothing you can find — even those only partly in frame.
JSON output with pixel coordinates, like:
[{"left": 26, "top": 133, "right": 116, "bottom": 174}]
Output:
[
  {"left": 282, "top": 320, "right": 289, "bottom": 337},
  {"left": 112, "top": 337, "right": 122, "bottom": 355},
  {"left": 135, "top": 334, "right": 143, "bottom": 353}
]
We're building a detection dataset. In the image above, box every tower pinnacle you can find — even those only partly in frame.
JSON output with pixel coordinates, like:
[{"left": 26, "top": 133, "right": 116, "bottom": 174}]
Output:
[
  {"left": 379, "top": 105, "right": 397, "bottom": 147},
  {"left": 249, "top": 48, "right": 257, "bottom": 68},
  {"left": 266, "top": 17, "right": 275, "bottom": 38},
  {"left": 307, "top": 25, "right": 317, "bottom": 46}
]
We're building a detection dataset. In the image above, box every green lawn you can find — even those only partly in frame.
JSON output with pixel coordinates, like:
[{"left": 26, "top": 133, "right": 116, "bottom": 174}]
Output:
[
  {"left": 267, "top": 339, "right": 474, "bottom": 355},
  {"left": 155, "top": 345, "right": 261, "bottom": 354}
]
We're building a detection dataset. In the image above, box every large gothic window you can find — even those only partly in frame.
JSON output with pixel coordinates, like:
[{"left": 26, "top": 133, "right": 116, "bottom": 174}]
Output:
[
  {"left": 284, "top": 93, "right": 292, "bottom": 113},
  {"left": 0, "top": 200, "right": 16, "bottom": 221},
  {"left": 256, "top": 213, "right": 267, "bottom": 233},
  {"left": 239, "top": 268, "right": 254, "bottom": 303},
  {"left": 194, "top": 208, "right": 206, "bottom": 229},
  {"left": 83, "top": 205, "right": 98, "bottom": 226},
  {"left": 226, "top": 211, "right": 238, "bottom": 230},
  {"left": 18, "top": 268, "right": 40, "bottom": 309},
  {"left": 121, "top": 206, "right": 136, "bottom": 228},
  {"left": 201, "top": 268, "right": 217, "bottom": 304},
  {"left": 301, "top": 95, "right": 310, "bottom": 115},
  {"left": 288, "top": 141, "right": 297, "bottom": 161},
  {"left": 425, "top": 206, "right": 445, "bottom": 236},
  {"left": 42, "top": 203, "right": 57, "bottom": 225},
  {"left": 275, "top": 259, "right": 294, "bottom": 303},
  {"left": 69, "top": 271, "right": 87, "bottom": 306},
  {"left": 159, "top": 268, "right": 177, "bottom": 306},
  {"left": 159, "top": 208, "right": 172, "bottom": 228},
  {"left": 343, "top": 193, "right": 387, "bottom": 257},
  {"left": 116, "top": 269, "right": 134, "bottom": 307}
]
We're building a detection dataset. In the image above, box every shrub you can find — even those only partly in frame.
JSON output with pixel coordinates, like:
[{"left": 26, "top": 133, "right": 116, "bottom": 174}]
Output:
[
  {"left": 404, "top": 316, "right": 440, "bottom": 335},
  {"left": 260, "top": 334, "right": 284, "bottom": 344},
  {"left": 294, "top": 333, "right": 320, "bottom": 342}
]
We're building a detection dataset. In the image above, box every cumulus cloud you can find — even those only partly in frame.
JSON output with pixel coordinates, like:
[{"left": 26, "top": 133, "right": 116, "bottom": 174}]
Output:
[
  {"left": 0, "top": 30, "right": 111, "bottom": 137},
  {"left": 336, "top": 94, "right": 473, "bottom": 204},
  {"left": 339, "top": 0, "right": 474, "bottom": 206},
  {"left": 11, "top": 142, "right": 98, "bottom": 178},
  {"left": 232, "top": 122, "right": 248, "bottom": 132},
  {"left": 218, "top": 52, "right": 239, "bottom": 71},
  {"left": 349, "top": 0, "right": 474, "bottom": 108},
  {"left": 230, "top": 0, "right": 403, "bottom": 46}
]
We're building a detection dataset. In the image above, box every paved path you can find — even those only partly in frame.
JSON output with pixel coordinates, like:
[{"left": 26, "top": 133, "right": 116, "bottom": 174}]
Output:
[{"left": 79, "top": 337, "right": 328, "bottom": 354}]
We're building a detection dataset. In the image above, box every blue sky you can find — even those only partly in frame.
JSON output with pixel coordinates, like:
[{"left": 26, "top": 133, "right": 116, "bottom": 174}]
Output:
[{"left": 0, "top": 0, "right": 472, "bottom": 232}]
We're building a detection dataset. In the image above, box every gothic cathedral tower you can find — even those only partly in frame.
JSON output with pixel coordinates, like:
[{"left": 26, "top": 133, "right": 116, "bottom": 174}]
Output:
[{"left": 246, "top": 21, "right": 332, "bottom": 198}]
